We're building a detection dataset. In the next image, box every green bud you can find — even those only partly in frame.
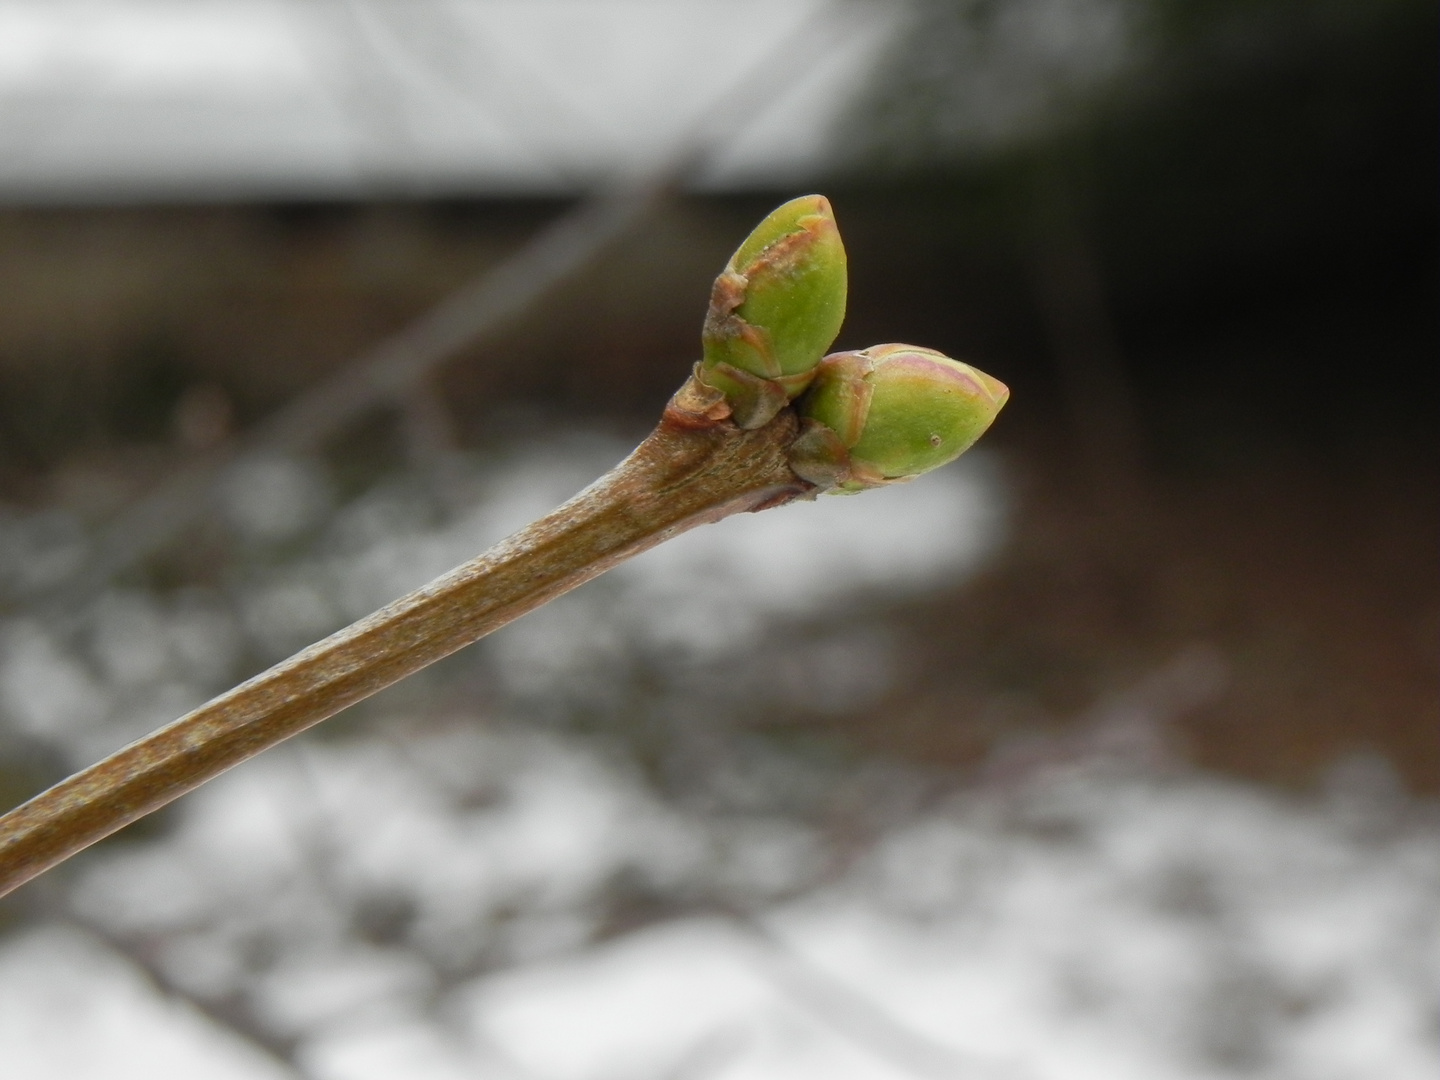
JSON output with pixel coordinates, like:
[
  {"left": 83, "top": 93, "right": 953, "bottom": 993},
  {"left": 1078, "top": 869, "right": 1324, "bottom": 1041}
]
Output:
[
  {"left": 793, "top": 344, "right": 1009, "bottom": 492},
  {"left": 700, "top": 195, "right": 847, "bottom": 427}
]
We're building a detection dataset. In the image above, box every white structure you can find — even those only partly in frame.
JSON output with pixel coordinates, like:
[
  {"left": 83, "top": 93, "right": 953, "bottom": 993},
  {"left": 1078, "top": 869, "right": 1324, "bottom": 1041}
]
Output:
[{"left": 0, "top": 0, "right": 901, "bottom": 201}]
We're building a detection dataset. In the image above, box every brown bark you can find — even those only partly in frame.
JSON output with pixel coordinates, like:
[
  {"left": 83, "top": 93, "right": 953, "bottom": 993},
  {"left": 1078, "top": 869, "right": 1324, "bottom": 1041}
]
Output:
[{"left": 0, "top": 377, "right": 811, "bottom": 898}]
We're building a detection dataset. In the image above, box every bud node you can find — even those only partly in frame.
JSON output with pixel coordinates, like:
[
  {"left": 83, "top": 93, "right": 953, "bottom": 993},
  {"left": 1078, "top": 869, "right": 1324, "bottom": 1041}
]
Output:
[{"left": 694, "top": 361, "right": 789, "bottom": 430}]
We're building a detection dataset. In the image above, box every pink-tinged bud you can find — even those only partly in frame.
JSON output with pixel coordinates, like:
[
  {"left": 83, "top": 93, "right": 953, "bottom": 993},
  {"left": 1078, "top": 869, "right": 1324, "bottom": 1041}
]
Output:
[
  {"left": 699, "top": 195, "right": 848, "bottom": 428},
  {"left": 793, "top": 344, "right": 1009, "bottom": 492}
]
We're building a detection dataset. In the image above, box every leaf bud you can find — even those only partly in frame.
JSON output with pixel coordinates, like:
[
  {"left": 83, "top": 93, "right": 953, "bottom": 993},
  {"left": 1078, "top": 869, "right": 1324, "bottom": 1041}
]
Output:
[
  {"left": 700, "top": 195, "right": 847, "bottom": 427},
  {"left": 793, "top": 344, "right": 1008, "bottom": 492}
]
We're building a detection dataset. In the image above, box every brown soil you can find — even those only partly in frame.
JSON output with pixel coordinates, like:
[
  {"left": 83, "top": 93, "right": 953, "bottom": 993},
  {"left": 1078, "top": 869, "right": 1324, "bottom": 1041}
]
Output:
[{"left": 830, "top": 426, "right": 1439, "bottom": 793}]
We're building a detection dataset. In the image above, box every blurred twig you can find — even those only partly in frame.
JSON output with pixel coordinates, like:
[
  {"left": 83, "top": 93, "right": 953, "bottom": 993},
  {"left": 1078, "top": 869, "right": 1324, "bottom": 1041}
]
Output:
[
  {"left": 64, "top": 911, "right": 314, "bottom": 1078},
  {"left": 302, "top": 0, "right": 594, "bottom": 187},
  {"left": 9, "top": 0, "right": 865, "bottom": 620},
  {"left": 16, "top": 181, "right": 665, "bottom": 618},
  {"left": 11, "top": 867, "right": 311, "bottom": 1075},
  {"left": 655, "top": 1026, "right": 751, "bottom": 1080},
  {"left": 732, "top": 913, "right": 1033, "bottom": 1080}
]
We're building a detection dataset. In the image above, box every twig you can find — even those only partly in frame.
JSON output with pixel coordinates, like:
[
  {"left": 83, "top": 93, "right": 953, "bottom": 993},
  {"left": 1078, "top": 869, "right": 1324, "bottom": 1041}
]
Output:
[
  {"left": 732, "top": 914, "right": 1032, "bottom": 1080},
  {"left": 0, "top": 378, "right": 811, "bottom": 897},
  {"left": 0, "top": 0, "right": 984, "bottom": 906}
]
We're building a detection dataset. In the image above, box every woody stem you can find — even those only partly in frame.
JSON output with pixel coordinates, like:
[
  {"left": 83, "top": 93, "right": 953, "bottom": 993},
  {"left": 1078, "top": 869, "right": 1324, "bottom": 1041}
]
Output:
[{"left": 0, "top": 378, "right": 810, "bottom": 898}]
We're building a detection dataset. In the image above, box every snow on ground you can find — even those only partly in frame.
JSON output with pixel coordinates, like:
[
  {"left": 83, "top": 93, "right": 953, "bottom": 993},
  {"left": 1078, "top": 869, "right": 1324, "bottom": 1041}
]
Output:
[
  {"left": 0, "top": 925, "right": 290, "bottom": 1080},
  {"left": 1, "top": 440, "right": 1435, "bottom": 1079},
  {"left": 5, "top": 737, "right": 1438, "bottom": 1080}
]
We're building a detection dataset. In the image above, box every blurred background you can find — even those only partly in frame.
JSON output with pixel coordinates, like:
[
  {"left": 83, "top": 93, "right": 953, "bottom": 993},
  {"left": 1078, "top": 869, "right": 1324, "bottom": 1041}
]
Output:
[{"left": 0, "top": 1, "right": 1436, "bottom": 1077}]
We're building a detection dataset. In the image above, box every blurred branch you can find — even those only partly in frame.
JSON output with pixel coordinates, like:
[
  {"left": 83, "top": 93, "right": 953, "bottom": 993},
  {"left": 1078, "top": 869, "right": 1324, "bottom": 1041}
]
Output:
[
  {"left": 295, "top": 0, "right": 430, "bottom": 183},
  {"left": 307, "top": 0, "right": 596, "bottom": 186},
  {"left": 9, "top": 0, "right": 864, "bottom": 620},
  {"left": 656, "top": 1026, "right": 750, "bottom": 1080},
  {"left": 62, "top": 909, "right": 314, "bottom": 1079},
  {"left": 0, "top": 0, "right": 897, "bottom": 899},
  {"left": 12, "top": 868, "right": 310, "bottom": 1073},
  {"left": 18, "top": 181, "right": 666, "bottom": 618},
  {"left": 732, "top": 913, "right": 1032, "bottom": 1080}
]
